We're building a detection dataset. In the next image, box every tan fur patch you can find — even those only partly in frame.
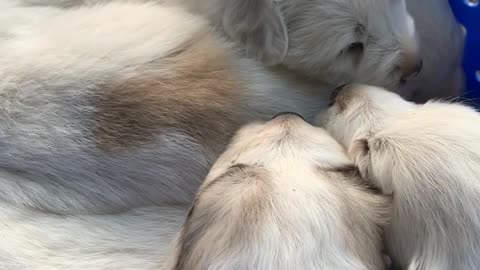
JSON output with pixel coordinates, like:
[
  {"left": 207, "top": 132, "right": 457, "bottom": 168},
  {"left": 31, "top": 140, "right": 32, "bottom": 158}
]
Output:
[{"left": 94, "top": 33, "right": 245, "bottom": 153}]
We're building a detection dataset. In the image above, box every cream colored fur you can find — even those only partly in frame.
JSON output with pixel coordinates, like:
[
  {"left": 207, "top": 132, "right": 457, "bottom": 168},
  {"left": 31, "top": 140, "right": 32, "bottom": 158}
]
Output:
[
  {"left": 166, "top": 114, "right": 390, "bottom": 270},
  {"left": 320, "top": 85, "right": 480, "bottom": 269}
]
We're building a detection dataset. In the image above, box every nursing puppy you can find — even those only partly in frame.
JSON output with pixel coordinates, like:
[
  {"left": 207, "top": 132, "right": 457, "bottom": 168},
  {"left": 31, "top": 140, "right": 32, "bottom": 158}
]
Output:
[
  {"left": 0, "top": 0, "right": 418, "bottom": 215},
  {"left": 320, "top": 84, "right": 480, "bottom": 269},
  {"left": 166, "top": 113, "right": 390, "bottom": 270}
]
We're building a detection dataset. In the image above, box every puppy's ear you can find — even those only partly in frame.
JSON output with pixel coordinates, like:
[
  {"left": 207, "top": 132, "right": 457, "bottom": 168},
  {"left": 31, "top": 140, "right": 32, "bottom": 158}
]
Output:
[
  {"left": 221, "top": 0, "right": 288, "bottom": 65},
  {"left": 348, "top": 139, "right": 370, "bottom": 179},
  {"left": 351, "top": 138, "right": 395, "bottom": 195}
]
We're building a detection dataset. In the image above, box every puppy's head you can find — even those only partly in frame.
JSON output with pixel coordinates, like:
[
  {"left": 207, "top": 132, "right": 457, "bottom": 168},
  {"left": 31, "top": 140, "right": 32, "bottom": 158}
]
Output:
[
  {"left": 320, "top": 84, "right": 480, "bottom": 195},
  {"left": 320, "top": 84, "right": 414, "bottom": 148},
  {"left": 206, "top": 112, "right": 350, "bottom": 180},
  {"left": 212, "top": 0, "right": 420, "bottom": 89},
  {"left": 172, "top": 112, "right": 389, "bottom": 269},
  {"left": 319, "top": 84, "right": 416, "bottom": 193}
]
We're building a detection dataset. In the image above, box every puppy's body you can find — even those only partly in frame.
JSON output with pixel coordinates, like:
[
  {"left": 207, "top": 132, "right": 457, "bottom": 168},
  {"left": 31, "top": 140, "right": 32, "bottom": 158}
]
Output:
[
  {"left": 167, "top": 114, "right": 390, "bottom": 270},
  {"left": 321, "top": 85, "right": 480, "bottom": 270}
]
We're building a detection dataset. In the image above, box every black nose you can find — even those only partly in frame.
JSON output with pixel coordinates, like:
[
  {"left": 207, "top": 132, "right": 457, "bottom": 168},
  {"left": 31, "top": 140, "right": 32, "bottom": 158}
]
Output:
[
  {"left": 329, "top": 84, "right": 349, "bottom": 106},
  {"left": 272, "top": 112, "right": 305, "bottom": 120}
]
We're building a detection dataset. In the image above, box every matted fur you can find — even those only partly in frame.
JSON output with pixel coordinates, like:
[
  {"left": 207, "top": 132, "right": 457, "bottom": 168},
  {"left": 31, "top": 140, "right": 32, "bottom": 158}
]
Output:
[
  {"left": 166, "top": 114, "right": 390, "bottom": 270},
  {"left": 320, "top": 85, "right": 480, "bottom": 270}
]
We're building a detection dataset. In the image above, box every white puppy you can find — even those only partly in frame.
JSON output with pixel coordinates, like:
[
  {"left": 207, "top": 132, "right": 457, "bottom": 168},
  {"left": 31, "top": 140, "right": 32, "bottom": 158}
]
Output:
[
  {"left": 320, "top": 84, "right": 480, "bottom": 270},
  {"left": 165, "top": 113, "right": 390, "bottom": 270},
  {"left": 20, "top": 0, "right": 421, "bottom": 90},
  {"left": 25, "top": 0, "right": 466, "bottom": 102}
]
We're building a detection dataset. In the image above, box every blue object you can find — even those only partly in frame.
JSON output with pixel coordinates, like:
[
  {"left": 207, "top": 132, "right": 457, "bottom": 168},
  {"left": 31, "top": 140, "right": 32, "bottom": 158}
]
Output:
[{"left": 449, "top": 0, "right": 480, "bottom": 105}]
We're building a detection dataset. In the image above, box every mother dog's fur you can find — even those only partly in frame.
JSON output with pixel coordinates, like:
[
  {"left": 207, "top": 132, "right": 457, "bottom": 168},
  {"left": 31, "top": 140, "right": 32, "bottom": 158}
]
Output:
[{"left": 321, "top": 85, "right": 480, "bottom": 270}]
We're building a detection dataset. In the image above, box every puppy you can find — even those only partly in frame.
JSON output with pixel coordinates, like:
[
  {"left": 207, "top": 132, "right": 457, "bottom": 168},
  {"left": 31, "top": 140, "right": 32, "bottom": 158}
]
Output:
[
  {"left": 320, "top": 84, "right": 480, "bottom": 269},
  {"left": 33, "top": 0, "right": 464, "bottom": 102},
  {"left": 19, "top": 0, "right": 422, "bottom": 91},
  {"left": 166, "top": 113, "right": 390, "bottom": 270},
  {"left": 186, "top": 0, "right": 420, "bottom": 90}
]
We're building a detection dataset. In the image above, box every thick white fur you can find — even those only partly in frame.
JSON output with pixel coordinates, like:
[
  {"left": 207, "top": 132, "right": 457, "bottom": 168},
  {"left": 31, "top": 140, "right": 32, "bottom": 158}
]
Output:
[
  {"left": 320, "top": 85, "right": 480, "bottom": 269},
  {"left": 166, "top": 115, "right": 390, "bottom": 270}
]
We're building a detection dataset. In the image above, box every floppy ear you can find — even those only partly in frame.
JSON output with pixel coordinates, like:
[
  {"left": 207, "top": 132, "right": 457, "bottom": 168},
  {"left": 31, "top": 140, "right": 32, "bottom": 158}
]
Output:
[
  {"left": 220, "top": 0, "right": 289, "bottom": 65},
  {"left": 350, "top": 138, "right": 395, "bottom": 195},
  {"left": 348, "top": 139, "right": 371, "bottom": 179}
]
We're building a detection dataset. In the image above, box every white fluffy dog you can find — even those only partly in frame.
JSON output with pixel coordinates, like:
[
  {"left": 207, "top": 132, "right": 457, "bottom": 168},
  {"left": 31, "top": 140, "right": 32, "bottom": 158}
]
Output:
[
  {"left": 320, "top": 84, "right": 480, "bottom": 270},
  {"left": 165, "top": 113, "right": 390, "bottom": 270},
  {"left": 24, "top": 0, "right": 466, "bottom": 102},
  {"left": 19, "top": 0, "right": 421, "bottom": 90}
]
